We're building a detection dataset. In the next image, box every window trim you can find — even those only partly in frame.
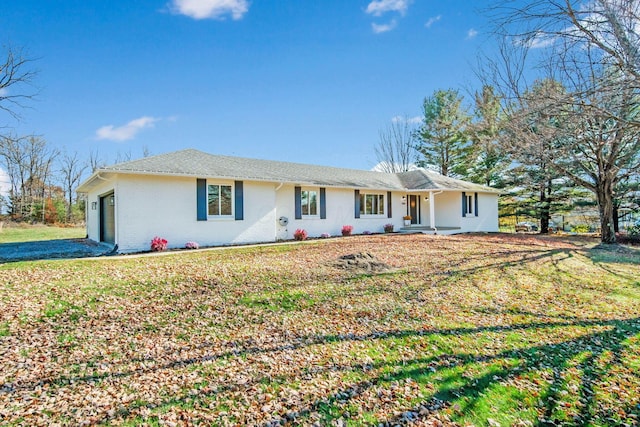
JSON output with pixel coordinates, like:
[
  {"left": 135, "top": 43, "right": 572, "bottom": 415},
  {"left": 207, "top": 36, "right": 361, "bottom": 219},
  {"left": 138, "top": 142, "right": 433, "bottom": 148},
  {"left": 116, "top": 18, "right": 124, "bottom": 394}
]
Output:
[
  {"left": 465, "top": 194, "right": 474, "bottom": 216},
  {"left": 207, "top": 181, "right": 235, "bottom": 218},
  {"left": 359, "top": 192, "right": 386, "bottom": 217},
  {"left": 300, "top": 187, "right": 320, "bottom": 218},
  {"left": 462, "top": 192, "right": 479, "bottom": 217}
]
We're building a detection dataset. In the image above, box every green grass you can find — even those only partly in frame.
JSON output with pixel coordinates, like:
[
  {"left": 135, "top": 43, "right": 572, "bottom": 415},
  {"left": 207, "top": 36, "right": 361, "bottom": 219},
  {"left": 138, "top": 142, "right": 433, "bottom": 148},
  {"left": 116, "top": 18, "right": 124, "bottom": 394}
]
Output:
[
  {"left": 0, "top": 233, "right": 638, "bottom": 426},
  {"left": 0, "top": 224, "right": 85, "bottom": 243}
]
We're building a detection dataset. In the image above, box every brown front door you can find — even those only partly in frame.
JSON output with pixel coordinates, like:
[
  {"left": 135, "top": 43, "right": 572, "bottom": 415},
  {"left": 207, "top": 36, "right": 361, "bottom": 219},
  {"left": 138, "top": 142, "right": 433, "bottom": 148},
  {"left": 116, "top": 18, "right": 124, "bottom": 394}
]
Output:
[
  {"left": 100, "top": 192, "right": 115, "bottom": 244},
  {"left": 409, "top": 195, "right": 419, "bottom": 224}
]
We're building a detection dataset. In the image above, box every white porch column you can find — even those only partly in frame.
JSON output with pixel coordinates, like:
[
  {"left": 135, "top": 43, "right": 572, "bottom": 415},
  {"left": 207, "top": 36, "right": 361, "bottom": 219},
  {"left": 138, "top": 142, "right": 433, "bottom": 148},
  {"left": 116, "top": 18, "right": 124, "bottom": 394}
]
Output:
[{"left": 429, "top": 191, "right": 435, "bottom": 229}]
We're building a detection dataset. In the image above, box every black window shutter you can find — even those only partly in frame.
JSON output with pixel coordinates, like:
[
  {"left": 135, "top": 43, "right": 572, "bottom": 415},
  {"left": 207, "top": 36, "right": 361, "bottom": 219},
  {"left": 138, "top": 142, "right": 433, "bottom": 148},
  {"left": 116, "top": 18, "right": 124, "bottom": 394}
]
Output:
[
  {"left": 295, "top": 186, "right": 302, "bottom": 219},
  {"left": 320, "top": 187, "right": 326, "bottom": 219},
  {"left": 234, "top": 181, "right": 244, "bottom": 220},
  {"left": 197, "top": 179, "right": 207, "bottom": 221},
  {"left": 387, "top": 191, "right": 392, "bottom": 218},
  {"left": 474, "top": 192, "right": 479, "bottom": 217},
  {"left": 354, "top": 190, "right": 360, "bottom": 218},
  {"left": 462, "top": 192, "right": 467, "bottom": 217}
]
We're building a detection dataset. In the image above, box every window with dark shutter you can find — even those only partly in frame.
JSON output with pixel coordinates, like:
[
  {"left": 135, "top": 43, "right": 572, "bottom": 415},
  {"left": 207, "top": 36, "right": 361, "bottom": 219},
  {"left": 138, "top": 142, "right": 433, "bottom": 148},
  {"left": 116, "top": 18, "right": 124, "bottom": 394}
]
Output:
[
  {"left": 320, "top": 188, "right": 326, "bottom": 219},
  {"left": 234, "top": 181, "right": 244, "bottom": 220},
  {"left": 295, "top": 186, "right": 302, "bottom": 219},
  {"left": 474, "top": 192, "right": 479, "bottom": 217},
  {"left": 197, "top": 179, "right": 207, "bottom": 221},
  {"left": 462, "top": 192, "right": 467, "bottom": 217}
]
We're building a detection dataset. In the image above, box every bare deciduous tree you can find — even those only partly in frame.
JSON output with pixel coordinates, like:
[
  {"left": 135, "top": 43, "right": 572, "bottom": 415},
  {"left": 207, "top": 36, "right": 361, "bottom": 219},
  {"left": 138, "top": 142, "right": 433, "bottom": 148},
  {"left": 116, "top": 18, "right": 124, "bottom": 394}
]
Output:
[
  {"left": 0, "top": 134, "right": 58, "bottom": 220},
  {"left": 58, "top": 150, "right": 87, "bottom": 222},
  {"left": 1, "top": 45, "right": 38, "bottom": 122},
  {"left": 483, "top": 0, "right": 640, "bottom": 243},
  {"left": 88, "top": 148, "right": 107, "bottom": 172},
  {"left": 373, "top": 116, "right": 418, "bottom": 173}
]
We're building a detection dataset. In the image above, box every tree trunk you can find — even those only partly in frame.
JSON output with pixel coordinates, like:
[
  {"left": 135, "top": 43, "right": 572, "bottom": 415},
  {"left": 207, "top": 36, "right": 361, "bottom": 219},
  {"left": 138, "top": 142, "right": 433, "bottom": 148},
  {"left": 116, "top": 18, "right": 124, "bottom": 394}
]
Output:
[
  {"left": 613, "top": 204, "right": 619, "bottom": 233},
  {"left": 539, "top": 182, "right": 551, "bottom": 234},
  {"left": 597, "top": 180, "right": 617, "bottom": 244}
]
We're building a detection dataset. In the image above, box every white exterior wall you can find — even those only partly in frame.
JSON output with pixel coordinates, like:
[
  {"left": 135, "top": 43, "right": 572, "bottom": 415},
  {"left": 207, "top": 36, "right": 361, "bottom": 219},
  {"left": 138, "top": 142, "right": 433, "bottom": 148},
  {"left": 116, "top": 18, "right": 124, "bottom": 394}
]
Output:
[
  {"left": 84, "top": 176, "right": 118, "bottom": 243},
  {"left": 431, "top": 191, "right": 462, "bottom": 228},
  {"left": 83, "top": 173, "right": 499, "bottom": 252},
  {"left": 275, "top": 185, "right": 407, "bottom": 238},
  {"left": 460, "top": 192, "right": 499, "bottom": 233},
  {"left": 85, "top": 175, "right": 278, "bottom": 253}
]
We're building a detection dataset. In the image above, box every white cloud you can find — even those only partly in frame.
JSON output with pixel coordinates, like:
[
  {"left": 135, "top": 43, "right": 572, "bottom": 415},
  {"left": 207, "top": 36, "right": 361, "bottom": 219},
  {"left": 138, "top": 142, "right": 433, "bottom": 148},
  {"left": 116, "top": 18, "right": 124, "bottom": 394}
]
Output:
[
  {"left": 0, "top": 168, "right": 10, "bottom": 191},
  {"left": 365, "top": 0, "right": 411, "bottom": 17},
  {"left": 95, "top": 116, "right": 161, "bottom": 142},
  {"left": 371, "top": 161, "right": 419, "bottom": 172},
  {"left": 169, "top": 0, "right": 249, "bottom": 20},
  {"left": 467, "top": 28, "right": 478, "bottom": 39},
  {"left": 528, "top": 34, "right": 556, "bottom": 49},
  {"left": 424, "top": 15, "right": 441, "bottom": 29},
  {"left": 372, "top": 20, "right": 397, "bottom": 34},
  {"left": 392, "top": 115, "right": 421, "bottom": 124}
]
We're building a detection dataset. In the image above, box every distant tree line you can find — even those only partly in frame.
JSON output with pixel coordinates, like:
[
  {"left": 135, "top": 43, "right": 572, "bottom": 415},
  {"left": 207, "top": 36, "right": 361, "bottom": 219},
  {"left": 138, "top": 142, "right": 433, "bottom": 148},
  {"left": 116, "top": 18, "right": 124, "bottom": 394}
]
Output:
[
  {"left": 0, "top": 133, "right": 150, "bottom": 224},
  {"left": 375, "top": 0, "right": 640, "bottom": 244},
  {"left": 0, "top": 44, "right": 150, "bottom": 223}
]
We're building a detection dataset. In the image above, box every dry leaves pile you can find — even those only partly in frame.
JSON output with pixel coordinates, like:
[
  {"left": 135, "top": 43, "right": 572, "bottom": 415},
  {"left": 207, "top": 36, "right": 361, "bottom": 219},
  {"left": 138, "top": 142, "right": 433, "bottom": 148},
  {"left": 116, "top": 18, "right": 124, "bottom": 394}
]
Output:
[{"left": 1, "top": 233, "right": 639, "bottom": 426}]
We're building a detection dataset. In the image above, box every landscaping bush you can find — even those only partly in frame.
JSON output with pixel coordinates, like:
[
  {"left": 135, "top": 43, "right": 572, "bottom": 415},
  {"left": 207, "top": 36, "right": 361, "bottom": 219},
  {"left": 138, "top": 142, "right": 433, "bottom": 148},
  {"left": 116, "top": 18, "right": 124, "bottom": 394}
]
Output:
[
  {"left": 150, "top": 236, "right": 168, "bottom": 252},
  {"left": 571, "top": 224, "right": 591, "bottom": 233},
  {"left": 185, "top": 241, "right": 200, "bottom": 250},
  {"left": 341, "top": 225, "right": 353, "bottom": 236},
  {"left": 293, "top": 229, "right": 308, "bottom": 241},
  {"left": 383, "top": 223, "right": 394, "bottom": 233}
]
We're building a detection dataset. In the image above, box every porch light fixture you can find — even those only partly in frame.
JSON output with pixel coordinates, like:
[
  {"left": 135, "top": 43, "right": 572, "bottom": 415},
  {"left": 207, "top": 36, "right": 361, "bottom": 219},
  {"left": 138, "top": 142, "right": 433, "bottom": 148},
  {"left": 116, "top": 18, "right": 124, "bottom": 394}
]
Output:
[
  {"left": 401, "top": 196, "right": 406, "bottom": 205},
  {"left": 109, "top": 195, "right": 115, "bottom": 206},
  {"left": 91, "top": 202, "right": 97, "bottom": 210},
  {"left": 424, "top": 196, "right": 429, "bottom": 201}
]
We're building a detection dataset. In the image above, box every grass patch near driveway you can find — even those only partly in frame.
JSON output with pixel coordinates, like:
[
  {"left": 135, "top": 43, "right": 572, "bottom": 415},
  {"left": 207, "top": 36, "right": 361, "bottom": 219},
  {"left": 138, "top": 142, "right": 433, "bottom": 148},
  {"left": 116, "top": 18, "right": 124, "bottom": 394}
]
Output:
[
  {"left": 0, "top": 233, "right": 639, "bottom": 426},
  {"left": 0, "top": 224, "right": 85, "bottom": 243}
]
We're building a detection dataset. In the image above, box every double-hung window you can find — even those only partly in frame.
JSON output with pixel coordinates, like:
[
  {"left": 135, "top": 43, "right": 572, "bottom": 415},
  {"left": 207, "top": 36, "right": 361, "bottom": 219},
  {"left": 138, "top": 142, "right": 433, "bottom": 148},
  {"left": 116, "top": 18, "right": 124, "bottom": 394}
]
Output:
[
  {"left": 462, "top": 192, "right": 478, "bottom": 217},
  {"left": 465, "top": 194, "right": 474, "bottom": 216},
  {"left": 301, "top": 189, "right": 318, "bottom": 216},
  {"left": 359, "top": 193, "right": 385, "bottom": 216},
  {"left": 208, "top": 183, "right": 233, "bottom": 217}
]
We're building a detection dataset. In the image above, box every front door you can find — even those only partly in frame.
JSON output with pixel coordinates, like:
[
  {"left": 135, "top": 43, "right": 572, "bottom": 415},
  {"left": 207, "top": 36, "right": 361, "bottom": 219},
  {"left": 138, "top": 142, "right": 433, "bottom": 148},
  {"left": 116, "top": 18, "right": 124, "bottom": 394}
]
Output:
[
  {"left": 100, "top": 192, "right": 115, "bottom": 244},
  {"left": 409, "top": 195, "right": 420, "bottom": 225}
]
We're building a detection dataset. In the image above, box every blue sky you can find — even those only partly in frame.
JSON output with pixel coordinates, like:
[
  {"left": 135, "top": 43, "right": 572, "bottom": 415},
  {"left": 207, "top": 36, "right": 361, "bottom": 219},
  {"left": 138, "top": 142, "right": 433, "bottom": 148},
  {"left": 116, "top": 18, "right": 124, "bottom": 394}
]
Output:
[{"left": 1, "top": 0, "right": 497, "bottom": 178}]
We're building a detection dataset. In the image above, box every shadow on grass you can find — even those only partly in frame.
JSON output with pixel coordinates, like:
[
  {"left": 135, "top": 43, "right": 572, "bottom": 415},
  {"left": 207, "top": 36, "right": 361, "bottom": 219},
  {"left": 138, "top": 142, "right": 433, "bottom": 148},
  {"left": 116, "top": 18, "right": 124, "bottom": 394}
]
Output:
[{"left": 7, "top": 316, "right": 637, "bottom": 425}]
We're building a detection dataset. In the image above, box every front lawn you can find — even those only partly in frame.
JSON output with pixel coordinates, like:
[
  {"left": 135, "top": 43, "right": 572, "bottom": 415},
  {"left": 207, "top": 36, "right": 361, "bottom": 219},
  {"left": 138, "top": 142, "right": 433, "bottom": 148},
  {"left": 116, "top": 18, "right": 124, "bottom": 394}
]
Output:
[
  {"left": 0, "top": 234, "right": 638, "bottom": 426},
  {"left": 0, "top": 224, "right": 85, "bottom": 243}
]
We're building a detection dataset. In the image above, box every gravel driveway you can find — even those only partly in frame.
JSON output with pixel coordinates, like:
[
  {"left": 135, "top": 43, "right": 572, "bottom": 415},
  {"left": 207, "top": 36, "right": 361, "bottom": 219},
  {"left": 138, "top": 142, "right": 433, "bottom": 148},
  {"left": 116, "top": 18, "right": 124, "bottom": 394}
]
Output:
[{"left": 0, "top": 238, "right": 114, "bottom": 263}]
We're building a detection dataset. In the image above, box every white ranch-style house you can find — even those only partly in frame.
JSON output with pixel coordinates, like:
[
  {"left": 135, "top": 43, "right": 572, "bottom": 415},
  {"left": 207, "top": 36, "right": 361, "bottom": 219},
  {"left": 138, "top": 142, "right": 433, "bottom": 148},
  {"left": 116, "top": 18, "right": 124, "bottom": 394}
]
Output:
[{"left": 77, "top": 149, "right": 500, "bottom": 253}]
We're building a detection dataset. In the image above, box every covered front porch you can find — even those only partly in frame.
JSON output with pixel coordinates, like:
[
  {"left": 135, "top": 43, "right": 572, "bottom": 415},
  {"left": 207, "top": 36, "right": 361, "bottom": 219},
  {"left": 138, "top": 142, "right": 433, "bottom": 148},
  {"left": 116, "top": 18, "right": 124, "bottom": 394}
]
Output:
[
  {"left": 398, "top": 225, "right": 461, "bottom": 235},
  {"left": 400, "top": 190, "right": 462, "bottom": 233}
]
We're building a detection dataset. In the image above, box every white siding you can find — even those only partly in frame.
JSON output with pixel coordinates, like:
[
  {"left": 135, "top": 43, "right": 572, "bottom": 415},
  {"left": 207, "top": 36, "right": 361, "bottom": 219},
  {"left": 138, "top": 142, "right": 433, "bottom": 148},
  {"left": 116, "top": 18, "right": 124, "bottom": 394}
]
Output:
[
  {"left": 83, "top": 173, "right": 500, "bottom": 252},
  {"left": 84, "top": 177, "right": 118, "bottom": 244},
  {"left": 96, "top": 175, "right": 277, "bottom": 253},
  {"left": 432, "top": 191, "right": 462, "bottom": 228},
  {"left": 460, "top": 192, "right": 499, "bottom": 233},
  {"left": 275, "top": 185, "right": 406, "bottom": 239}
]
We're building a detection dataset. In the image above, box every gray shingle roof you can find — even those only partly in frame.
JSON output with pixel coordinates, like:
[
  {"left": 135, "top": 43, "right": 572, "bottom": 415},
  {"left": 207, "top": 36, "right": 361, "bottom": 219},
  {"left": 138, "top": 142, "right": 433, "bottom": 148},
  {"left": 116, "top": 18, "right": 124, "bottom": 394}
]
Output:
[{"left": 79, "top": 149, "right": 498, "bottom": 193}]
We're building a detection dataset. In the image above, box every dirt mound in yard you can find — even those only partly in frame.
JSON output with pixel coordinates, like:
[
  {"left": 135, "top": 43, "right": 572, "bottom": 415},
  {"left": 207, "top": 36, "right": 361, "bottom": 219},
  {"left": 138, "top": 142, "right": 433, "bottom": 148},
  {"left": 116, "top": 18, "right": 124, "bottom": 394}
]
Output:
[{"left": 331, "top": 252, "right": 392, "bottom": 273}]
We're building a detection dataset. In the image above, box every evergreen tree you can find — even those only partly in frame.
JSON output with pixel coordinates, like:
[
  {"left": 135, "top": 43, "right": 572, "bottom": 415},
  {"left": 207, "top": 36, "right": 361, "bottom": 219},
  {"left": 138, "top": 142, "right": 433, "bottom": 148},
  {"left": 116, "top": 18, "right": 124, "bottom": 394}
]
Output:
[{"left": 415, "top": 89, "right": 470, "bottom": 177}]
